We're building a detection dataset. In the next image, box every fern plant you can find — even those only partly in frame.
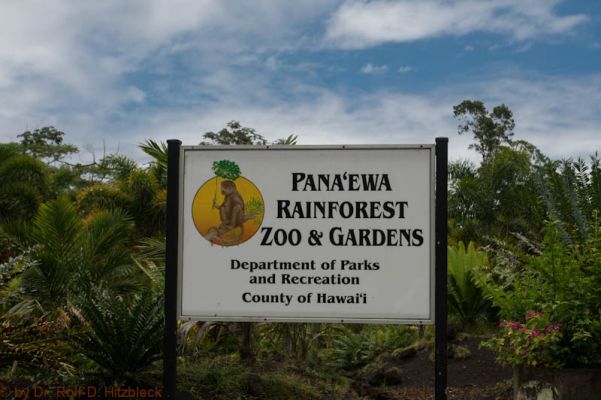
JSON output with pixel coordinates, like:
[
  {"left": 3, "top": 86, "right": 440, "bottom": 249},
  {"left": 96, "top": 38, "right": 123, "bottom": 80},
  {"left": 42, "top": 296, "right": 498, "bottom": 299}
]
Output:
[
  {"left": 447, "top": 242, "right": 491, "bottom": 328},
  {"left": 536, "top": 154, "right": 601, "bottom": 244},
  {"left": 69, "top": 289, "right": 164, "bottom": 383}
]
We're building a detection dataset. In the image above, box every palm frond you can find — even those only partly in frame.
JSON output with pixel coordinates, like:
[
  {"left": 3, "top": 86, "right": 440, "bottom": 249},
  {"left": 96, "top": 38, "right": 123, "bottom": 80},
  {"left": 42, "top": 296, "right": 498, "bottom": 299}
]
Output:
[
  {"left": 70, "top": 289, "right": 163, "bottom": 382},
  {"left": 139, "top": 139, "right": 168, "bottom": 169},
  {"left": 273, "top": 134, "right": 298, "bottom": 145}
]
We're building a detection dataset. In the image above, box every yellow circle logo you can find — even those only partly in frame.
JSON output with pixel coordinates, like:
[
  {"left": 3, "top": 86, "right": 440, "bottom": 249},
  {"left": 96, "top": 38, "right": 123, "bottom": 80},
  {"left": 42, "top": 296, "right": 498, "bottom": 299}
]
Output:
[{"left": 192, "top": 174, "right": 264, "bottom": 246}]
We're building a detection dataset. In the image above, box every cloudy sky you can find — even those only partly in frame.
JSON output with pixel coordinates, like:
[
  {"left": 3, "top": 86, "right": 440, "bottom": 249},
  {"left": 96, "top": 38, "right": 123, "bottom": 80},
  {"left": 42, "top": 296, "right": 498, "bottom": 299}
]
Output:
[{"left": 0, "top": 0, "right": 599, "bottom": 163}]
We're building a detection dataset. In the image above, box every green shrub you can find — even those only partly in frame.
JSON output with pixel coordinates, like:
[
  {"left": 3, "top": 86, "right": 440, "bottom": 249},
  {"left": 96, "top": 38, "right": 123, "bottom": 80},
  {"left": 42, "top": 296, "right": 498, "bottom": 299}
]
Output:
[
  {"left": 69, "top": 289, "right": 163, "bottom": 384},
  {"left": 261, "top": 372, "right": 321, "bottom": 400},
  {"left": 476, "top": 218, "right": 601, "bottom": 367},
  {"left": 179, "top": 357, "right": 248, "bottom": 400},
  {"left": 324, "top": 325, "right": 416, "bottom": 370},
  {"left": 481, "top": 310, "right": 565, "bottom": 368},
  {"left": 448, "top": 242, "right": 491, "bottom": 327}
]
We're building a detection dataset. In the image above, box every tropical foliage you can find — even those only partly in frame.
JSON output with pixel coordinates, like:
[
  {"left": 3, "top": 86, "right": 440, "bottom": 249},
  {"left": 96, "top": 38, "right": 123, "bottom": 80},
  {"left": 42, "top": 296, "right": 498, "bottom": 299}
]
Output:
[
  {"left": 447, "top": 242, "right": 490, "bottom": 327},
  {"left": 69, "top": 289, "right": 164, "bottom": 383},
  {"left": 0, "top": 112, "right": 599, "bottom": 397}
]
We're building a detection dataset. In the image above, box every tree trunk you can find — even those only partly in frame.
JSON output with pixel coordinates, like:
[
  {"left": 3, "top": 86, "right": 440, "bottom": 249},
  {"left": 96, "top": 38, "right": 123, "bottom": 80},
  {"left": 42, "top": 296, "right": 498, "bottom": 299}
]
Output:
[
  {"left": 238, "top": 322, "right": 255, "bottom": 364},
  {"left": 513, "top": 365, "right": 524, "bottom": 400}
]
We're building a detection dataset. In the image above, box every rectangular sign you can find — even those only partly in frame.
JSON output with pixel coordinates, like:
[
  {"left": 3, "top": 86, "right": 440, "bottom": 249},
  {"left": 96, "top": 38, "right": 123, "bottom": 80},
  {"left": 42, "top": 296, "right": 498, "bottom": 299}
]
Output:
[{"left": 177, "top": 145, "right": 435, "bottom": 323}]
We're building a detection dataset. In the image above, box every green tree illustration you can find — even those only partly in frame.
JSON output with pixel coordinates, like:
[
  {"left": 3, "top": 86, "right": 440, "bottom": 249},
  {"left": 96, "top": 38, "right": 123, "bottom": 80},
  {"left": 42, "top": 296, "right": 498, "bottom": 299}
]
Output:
[
  {"left": 212, "top": 160, "right": 241, "bottom": 180},
  {"left": 211, "top": 160, "right": 241, "bottom": 206}
]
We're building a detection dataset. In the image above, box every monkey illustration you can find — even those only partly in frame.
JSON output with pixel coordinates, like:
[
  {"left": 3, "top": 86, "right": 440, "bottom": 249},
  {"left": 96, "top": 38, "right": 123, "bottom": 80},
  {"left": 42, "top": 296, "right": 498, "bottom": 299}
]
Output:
[{"left": 205, "top": 180, "right": 254, "bottom": 244}]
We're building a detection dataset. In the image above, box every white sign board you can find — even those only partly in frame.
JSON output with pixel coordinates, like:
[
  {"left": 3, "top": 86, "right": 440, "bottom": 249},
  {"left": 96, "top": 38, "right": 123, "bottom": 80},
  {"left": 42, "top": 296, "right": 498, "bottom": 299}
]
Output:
[{"left": 178, "top": 145, "right": 435, "bottom": 323}]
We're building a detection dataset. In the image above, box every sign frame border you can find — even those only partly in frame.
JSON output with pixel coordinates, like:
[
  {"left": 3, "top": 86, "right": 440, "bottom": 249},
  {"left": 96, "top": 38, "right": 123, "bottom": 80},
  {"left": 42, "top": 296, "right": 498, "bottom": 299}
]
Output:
[{"left": 176, "top": 144, "right": 436, "bottom": 325}]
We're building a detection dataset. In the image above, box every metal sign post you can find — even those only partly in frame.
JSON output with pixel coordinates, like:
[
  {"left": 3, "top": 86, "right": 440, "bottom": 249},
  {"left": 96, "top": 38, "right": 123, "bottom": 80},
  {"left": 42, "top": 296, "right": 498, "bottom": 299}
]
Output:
[
  {"left": 435, "top": 137, "right": 448, "bottom": 400},
  {"left": 164, "top": 139, "right": 181, "bottom": 399}
]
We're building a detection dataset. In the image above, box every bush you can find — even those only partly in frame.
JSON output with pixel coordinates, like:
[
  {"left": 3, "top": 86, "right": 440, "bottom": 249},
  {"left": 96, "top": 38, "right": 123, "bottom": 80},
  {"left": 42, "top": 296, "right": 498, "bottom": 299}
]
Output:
[
  {"left": 447, "top": 242, "right": 491, "bottom": 328},
  {"left": 324, "top": 325, "right": 416, "bottom": 370},
  {"left": 476, "top": 218, "right": 601, "bottom": 367},
  {"left": 481, "top": 310, "right": 564, "bottom": 368}
]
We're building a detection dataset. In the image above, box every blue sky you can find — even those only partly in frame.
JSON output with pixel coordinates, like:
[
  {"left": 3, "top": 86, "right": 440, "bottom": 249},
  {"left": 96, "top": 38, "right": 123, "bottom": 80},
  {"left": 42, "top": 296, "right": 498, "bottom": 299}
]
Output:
[{"left": 0, "top": 0, "right": 599, "bottom": 163}]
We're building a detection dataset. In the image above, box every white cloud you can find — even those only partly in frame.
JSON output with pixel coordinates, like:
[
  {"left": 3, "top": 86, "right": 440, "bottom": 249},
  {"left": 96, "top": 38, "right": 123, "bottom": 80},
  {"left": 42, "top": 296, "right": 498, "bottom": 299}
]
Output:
[
  {"left": 0, "top": 0, "right": 598, "bottom": 167},
  {"left": 361, "top": 63, "right": 388, "bottom": 74},
  {"left": 464, "top": 45, "right": 475, "bottom": 52},
  {"left": 476, "top": 75, "right": 601, "bottom": 159},
  {"left": 398, "top": 66, "right": 414, "bottom": 73},
  {"left": 325, "top": 0, "right": 588, "bottom": 49},
  {"left": 0, "top": 1, "right": 339, "bottom": 134},
  {"left": 102, "top": 72, "right": 601, "bottom": 166}
]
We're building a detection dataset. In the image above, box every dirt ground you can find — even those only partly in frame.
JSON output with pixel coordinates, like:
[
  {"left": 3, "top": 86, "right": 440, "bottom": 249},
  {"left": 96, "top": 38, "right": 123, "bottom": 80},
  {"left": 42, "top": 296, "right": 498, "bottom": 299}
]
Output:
[
  {"left": 0, "top": 338, "right": 512, "bottom": 400},
  {"left": 351, "top": 336, "right": 513, "bottom": 400}
]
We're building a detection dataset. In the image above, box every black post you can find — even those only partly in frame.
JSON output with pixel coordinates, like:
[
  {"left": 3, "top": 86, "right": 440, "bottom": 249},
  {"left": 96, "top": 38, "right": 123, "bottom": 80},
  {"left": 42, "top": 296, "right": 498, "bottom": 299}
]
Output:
[
  {"left": 435, "top": 137, "right": 448, "bottom": 400},
  {"left": 164, "top": 139, "right": 181, "bottom": 399}
]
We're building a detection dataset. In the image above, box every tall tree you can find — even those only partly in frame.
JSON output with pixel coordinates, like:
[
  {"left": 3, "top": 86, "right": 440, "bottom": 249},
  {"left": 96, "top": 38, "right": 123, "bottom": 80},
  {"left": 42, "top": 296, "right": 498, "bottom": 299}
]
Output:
[
  {"left": 449, "top": 101, "right": 546, "bottom": 242},
  {"left": 453, "top": 100, "right": 515, "bottom": 162},
  {"left": 18, "top": 126, "right": 78, "bottom": 164}
]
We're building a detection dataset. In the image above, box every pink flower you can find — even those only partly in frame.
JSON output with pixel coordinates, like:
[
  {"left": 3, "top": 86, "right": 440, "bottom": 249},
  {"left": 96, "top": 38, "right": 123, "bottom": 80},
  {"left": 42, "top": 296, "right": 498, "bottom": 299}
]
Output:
[{"left": 526, "top": 310, "right": 536, "bottom": 321}]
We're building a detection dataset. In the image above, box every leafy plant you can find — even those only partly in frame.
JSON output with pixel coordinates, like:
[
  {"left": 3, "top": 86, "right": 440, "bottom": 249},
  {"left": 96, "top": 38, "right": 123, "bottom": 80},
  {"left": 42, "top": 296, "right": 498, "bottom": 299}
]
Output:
[
  {"left": 69, "top": 289, "right": 163, "bottom": 383},
  {"left": 1, "top": 307, "right": 70, "bottom": 377},
  {"left": 178, "top": 356, "right": 248, "bottom": 400},
  {"left": 324, "top": 325, "right": 416, "bottom": 370},
  {"left": 259, "top": 323, "right": 327, "bottom": 362},
  {"left": 476, "top": 218, "right": 601, "bottom": 366},
  {"left": 536, "top": 155, "right": 601, "bottom": 243},
  {"left": 139, "top": 139, "right": 168, "bottom": 187},
  {"left": 447, "top": 242, "right": 491, "bottom": 327},
  {"left": 139, "top": 139, "right": 168, "bottom": 170},
  {"left": 0, "top": 154, "right": 49, "bottom": 222},
  {"left": 273, "top": 134, "right": 299, "bottom": 145},
  {"left": 0, "top": 250, "right": 36, "bottom": 311},
  {"left": 245, "top": 197, "right": 264, "bottom": 224},
  {"left": 177, "top": 321, "right": 237, "bottom": 357},
  {"left": 481, "top": 311, "right": 564, "bottom": 368},
  {"left": 18, "top": 198, "right": 141, "bottom": 310}
]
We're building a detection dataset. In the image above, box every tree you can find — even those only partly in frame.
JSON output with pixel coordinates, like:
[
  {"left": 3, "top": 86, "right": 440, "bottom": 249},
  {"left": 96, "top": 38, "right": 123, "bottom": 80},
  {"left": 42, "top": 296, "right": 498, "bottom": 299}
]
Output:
[
  {"left": 449, "top": 101, "right": 547, "bottom": 243},
  {"left": 0, "top": 151, "right": 49, "bottom": 223},
  {"left": 453, "top": 100, "right": 515, "bottom": 162},
  {"left": 20, "top": 197, "right": 140, "bottom": 311},
  {"left": 202, "top": 121, "right": 297, "bottom": 146},
  {"left": 201, "top": 121, "right": 267, "bottom": 145},
  {"left": 18, "top": 126, "right": 78, "bottom": 164}
]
